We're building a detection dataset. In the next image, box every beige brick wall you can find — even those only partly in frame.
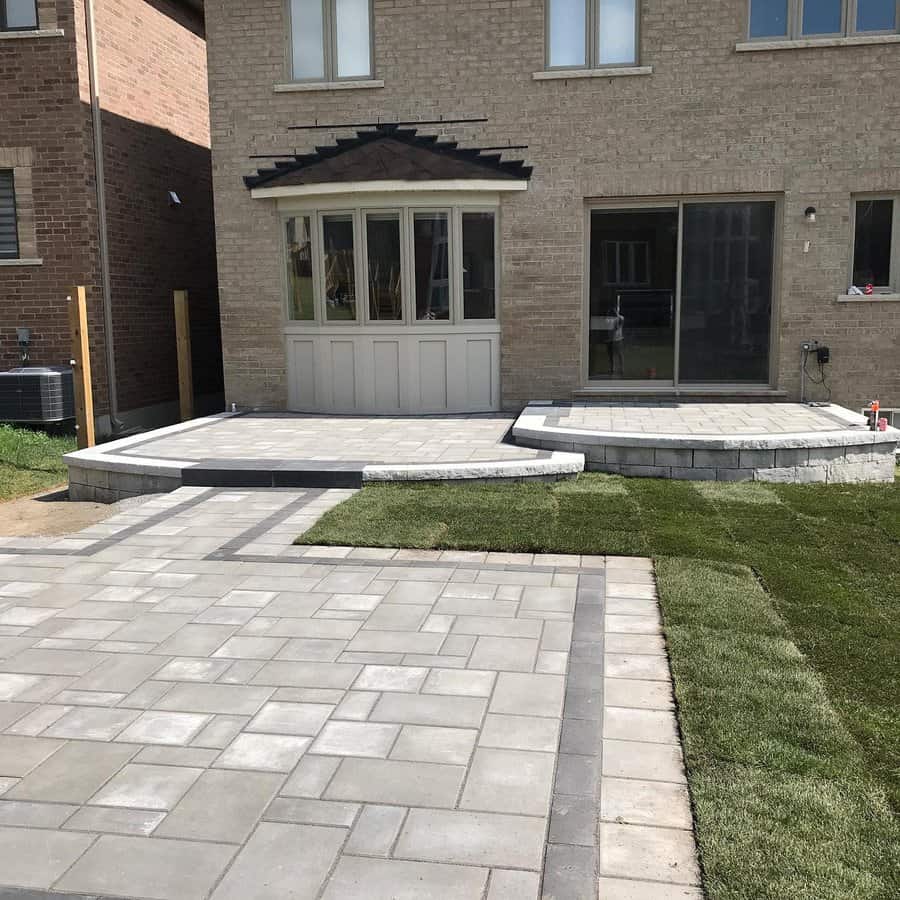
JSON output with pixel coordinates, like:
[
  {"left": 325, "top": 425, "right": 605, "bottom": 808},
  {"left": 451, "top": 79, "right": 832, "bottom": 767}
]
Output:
[{"left": 206, "top": 0, "right": 900, "bottom": 412}]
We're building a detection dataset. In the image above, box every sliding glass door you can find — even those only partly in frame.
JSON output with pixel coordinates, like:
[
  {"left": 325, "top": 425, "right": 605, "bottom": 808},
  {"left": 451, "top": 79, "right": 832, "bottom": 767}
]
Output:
[{"left": 588, "top": 199, "right": 777, "bottom": 385}]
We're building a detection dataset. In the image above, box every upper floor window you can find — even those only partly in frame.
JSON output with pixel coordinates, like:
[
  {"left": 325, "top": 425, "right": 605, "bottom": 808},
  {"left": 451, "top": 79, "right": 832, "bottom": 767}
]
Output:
[
  {"left": 0, "top": 170, "right": 19, "bottom": 259},
  {"left": 289, "top": 0, "right": 373, "bottom": 82},
  {"left": 547, "top": 0, "right": 639, "bottom": 69},
  {"left": 749, "top": 0, "right": 898, "bottom": 40},
  {"left": 1, "top": 0, "right": 38, "bottom": 31},
  {"left": 852, "top": 197, "right": 898, "bottom": 293}
]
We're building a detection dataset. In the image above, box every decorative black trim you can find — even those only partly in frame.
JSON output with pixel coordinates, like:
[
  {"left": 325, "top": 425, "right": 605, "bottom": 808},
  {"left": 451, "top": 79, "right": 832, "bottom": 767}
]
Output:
[{"left": 244, "top": 123, "right": 532, "bottom": 190}]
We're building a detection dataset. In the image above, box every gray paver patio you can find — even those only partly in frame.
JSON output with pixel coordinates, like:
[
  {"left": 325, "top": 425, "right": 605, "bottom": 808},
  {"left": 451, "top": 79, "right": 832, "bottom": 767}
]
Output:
[{"left": 0, "top": 486, "right": 700, "bottom": 899}]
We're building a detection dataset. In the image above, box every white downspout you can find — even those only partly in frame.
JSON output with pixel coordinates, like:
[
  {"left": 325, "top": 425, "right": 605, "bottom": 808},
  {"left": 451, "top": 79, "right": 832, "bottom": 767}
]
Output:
[{"left": 83, "top": 0, "right": 124, "bottom": 432}]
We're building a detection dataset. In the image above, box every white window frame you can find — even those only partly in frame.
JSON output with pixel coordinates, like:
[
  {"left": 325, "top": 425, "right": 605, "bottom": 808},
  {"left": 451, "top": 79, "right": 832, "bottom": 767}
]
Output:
[
  {"left": 282, "top": 199, "right": 500, "bottom": 327},
  {"left": 849, "top": 194, "right": 900, "bottom": 293},
  {"left": 545, "top": 0, "right": 640, "bottom": 70},
  {"left": 286, "top": 0, "right": 375, "bottom": 83},
  {"left": 460, "top": 207, "right": 501, "bottom": 322},
  {"left": 361, "top": 208, "right": 407, "bottom": 325},
  {"left": 748, "top": 0, "right": 899, "bottom": 40}
]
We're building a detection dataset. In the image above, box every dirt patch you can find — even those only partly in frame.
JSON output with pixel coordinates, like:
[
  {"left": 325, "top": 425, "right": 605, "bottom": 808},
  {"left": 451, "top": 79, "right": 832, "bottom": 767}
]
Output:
[{"left": 0, "top": 487, "right": 143, "bottom": 537}]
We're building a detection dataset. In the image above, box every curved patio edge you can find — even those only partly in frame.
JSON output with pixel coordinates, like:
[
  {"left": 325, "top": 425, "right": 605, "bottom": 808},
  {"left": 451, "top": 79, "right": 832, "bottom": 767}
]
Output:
[{"left": 513, "top": 402, "right": 899, "bottom": 484}]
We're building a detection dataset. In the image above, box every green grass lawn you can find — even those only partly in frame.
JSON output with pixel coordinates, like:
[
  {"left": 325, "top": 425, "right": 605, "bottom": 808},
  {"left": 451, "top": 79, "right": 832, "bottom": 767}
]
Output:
[
  {"left": 300, "top": 473, "right": 900, "bottom": 900},
  {"left": 0, "top": 424, "right": 75, "bottom": 501}
]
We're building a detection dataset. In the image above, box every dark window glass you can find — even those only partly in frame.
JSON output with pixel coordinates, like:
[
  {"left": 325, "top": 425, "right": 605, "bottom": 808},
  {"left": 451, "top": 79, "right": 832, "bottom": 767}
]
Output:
[
  {"left": 366, "top": 213, "right": 402, "bottom": 321},
  {"left": 322, "top": 214, "right": 357, "bottom": 321},
  {"left": 2, "top": 0, "right": 38, "bottom": 30},
  {"left": 462, "top": 212, "right": 496, "bottom": 319},
  {"left": 285, "top": 216, "right": 314, "bottom": 321},
  {"left": 802, "top": 0, "right": 843, "bottom": 34},
  {"left": 853, "top": 199, "right": 893, "bottom": 288},
  {"left": 856, "top": 0, "right": 897, "bottom": 32},
  {"left": 679, "top": 202, "right": 775, "bottom": 384},
  {"left": 749, "top": 0, "right": 789, "bottom": 37},
  {"left": 413, "top": 213, "right": 450, "bottom": 320},
  {"left": 0, "top": 170, "right": 18, "bottom": 260},
  {"left": 589, "top": 208, "right": 678, "bottom": 381}
]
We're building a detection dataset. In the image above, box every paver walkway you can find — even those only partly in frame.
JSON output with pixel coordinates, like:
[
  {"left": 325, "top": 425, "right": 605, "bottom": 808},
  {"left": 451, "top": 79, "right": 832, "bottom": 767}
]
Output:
[{"left": 0, "top": 488, "right": 700, "bottom": 899}]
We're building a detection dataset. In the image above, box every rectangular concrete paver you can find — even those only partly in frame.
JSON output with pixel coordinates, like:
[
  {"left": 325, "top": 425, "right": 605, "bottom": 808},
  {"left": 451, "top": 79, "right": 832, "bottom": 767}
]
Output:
[
  {"left": 0, "top": 826, "right": 94, "bottom": 890},
  {"left": 211, "top": 822, "right": 344, "bottom": 900},
  {"left": 58, "top": 834, "right": 236, "bottom": 900},
  {"left": 0, "top": 486, "right": 700, "bottom": 900},
  {"left": 320, "top": 856, "right": 489, "bottom": 900}
]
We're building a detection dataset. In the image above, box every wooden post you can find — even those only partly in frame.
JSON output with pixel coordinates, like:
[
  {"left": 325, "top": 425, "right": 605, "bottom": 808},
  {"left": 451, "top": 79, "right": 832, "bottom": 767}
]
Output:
[
  {"left": 68, "top": 286, "right": 95, "bottom": 449},
  {"left": 174, "top": 289, "right": 194, "bottom": 421}
]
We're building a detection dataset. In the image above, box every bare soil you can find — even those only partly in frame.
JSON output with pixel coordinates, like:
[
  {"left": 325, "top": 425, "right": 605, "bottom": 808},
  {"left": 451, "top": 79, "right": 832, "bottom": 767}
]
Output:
[{"left": 0, "top": 487, "right": 124, "bottom": 537}]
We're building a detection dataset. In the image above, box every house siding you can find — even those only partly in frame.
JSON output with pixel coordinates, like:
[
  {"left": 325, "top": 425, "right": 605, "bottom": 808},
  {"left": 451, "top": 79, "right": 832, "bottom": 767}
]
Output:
[
  {"left": 0, "top": 0, "right": 221, "bottom": 429},
  {"left": 206, "top": 0, "right": 900, "bottom": 413}
]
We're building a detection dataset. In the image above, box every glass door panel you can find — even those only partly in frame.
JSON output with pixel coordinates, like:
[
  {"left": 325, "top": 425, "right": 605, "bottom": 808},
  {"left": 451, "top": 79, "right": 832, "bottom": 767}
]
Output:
[
  {"left": 678, "top": 201, "right": 775, "bottom": 383},
  {"left": 589, "top": 208, "right": 678, "bottom": 380}
]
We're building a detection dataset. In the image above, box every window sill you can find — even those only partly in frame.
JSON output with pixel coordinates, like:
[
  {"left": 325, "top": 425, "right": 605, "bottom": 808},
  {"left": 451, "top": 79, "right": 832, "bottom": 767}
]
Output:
[
  {"left": 736, "top": 33, "right": 900, "bottom": 52},
  {"left": 274, "top": 79, "right": 384, "bottom": 93},
  {"left": 533, "top": 66, "right": 652, "bottom": 81},
  {"left": 0, "top": 258, "right": 42, "bottom": 266},
  {"left": 837, "top": 293, "right": 900, "bottom": 302},
  {"left": 0, "top": 28, "right": 64, "bottom": 40}
]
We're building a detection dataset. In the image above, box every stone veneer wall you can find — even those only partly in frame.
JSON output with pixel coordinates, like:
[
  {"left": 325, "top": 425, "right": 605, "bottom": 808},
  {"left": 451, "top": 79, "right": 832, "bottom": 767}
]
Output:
[
  {"left": 542, "top": 440, "right": 897, "bottom": 483},
  {"left": 205, "top": 0, "right": 900, "bottom": 415}
]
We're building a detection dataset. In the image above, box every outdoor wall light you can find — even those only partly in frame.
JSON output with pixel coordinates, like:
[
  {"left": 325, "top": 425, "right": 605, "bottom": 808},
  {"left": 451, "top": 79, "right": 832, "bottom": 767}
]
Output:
[
  {"left": 804, "top": 206, "right": 817, "bottom": 223},
  {"left": 168, "top": 191, "right": 182, "bottom": 206}
]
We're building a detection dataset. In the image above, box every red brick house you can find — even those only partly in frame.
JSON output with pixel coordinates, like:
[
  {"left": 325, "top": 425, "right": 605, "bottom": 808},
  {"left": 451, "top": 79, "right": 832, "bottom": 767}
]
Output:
[{"left": 0, "top": 0, "right": 222, "bottom": 434}]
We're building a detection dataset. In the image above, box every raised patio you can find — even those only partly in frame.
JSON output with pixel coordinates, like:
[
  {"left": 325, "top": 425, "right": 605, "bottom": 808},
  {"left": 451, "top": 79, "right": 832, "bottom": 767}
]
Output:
[
  {"left": 64, "top": 402, "right": 898, "bottom": 502},
  {"left": 514, "top": 401, "right": 898, "bottom": 484}
]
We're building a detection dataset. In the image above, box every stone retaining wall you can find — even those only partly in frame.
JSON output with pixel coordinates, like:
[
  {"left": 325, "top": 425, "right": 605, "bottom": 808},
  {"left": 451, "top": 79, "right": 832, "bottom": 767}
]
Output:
[
  {"left": 68, "top": 465, "right": 181, "bottom": 503},
  {"left": 530, "top": 439, "right": 897, "bottom": 483}
]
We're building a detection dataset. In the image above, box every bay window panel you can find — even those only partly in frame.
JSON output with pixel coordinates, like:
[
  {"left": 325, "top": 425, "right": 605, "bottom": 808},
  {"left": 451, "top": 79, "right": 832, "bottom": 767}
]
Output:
[
  {"left": 335, "top": 0, "right": 371, "bottom": 78},
  {"left": 322, "top": 214, "right": 358, "bottom": 321},
  {"left": 291, "top": 0, "right": 326, "bottom": 80},
  {"left": 462, "top": 213, "right": 496, "bottom": 319},
  {"left": 367, "top": 213, "right": 403, "bottom": 321},
  {"left": 801, "top": 0, "right": 843, "bottom": 35},
  {"left": 749, "top": 0, "right": 789, "bottom": 38},
  {"left": 286, "top": 216, "right": 315, "bottom": 321},
  {"left": 413, "top": 213, "right": 450, "bottom": 321},
  {"left": 852, "top": 199, "right": 893, "bottom": 289},
  {"left": 597, "top": 0, "right": 636, "bottom": 65},
  {"left": 548, "top": 0, "right": 587, "bottom": 67},
  {"left": 856, "top": 0, "right": 897, "bottom": 31}
]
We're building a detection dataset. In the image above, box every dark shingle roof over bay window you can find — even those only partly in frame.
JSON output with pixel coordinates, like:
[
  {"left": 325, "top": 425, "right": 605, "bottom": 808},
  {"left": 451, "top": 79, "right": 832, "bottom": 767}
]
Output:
[{"left": 244, "top": 125, "right": 532, "bottom": 190}]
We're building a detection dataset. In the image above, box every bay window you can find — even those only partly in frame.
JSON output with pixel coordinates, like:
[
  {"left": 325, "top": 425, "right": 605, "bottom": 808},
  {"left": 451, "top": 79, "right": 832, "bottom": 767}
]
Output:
[
  {"left": 547, "top": 0, "right": 639, "bottom": 69},
  {"left": 289, "top": 0, "right": 373, "bottom": 82},
  {"left": 284, "top": 204, "right": 498, "bottom": 324},
  {"left": 748, "top": 0, "right": 898, "bottom": 40}
]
